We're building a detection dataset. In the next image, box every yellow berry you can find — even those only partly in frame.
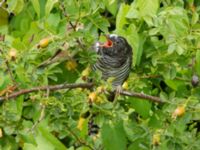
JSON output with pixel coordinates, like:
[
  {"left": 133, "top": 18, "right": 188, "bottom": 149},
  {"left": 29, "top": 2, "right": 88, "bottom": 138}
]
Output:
[
  {"left": 0, "top": 128, "right": 2, "bottom": 138},
  {"left": 39, "top": 38, "right": 49, "bottom": 48},
  {"left": 152, "top": 133, "right": 160, "bottom": 146},
  {"left": 97, "top": 86, "right": 105, "bottom": 93},
  {"left": 81, "top": 67, "right": 91, "bottom": 77},
  {"left": 172, "top": 106, "right": 185, "bottom": 119},
  {"left": 92, "top": 133, "right": 100, "bottom": 141},
  {"left": 89, "top": 92, "right": 97, "bottom": 102},
  {"left": 77, "top": 117, "right": 86, "bottom": 130},
  {"left": 122, "top": 81, "right": 128, "bottom": 90},
  {"left": 81, "top": 67, "right": 91, "bottom": 80},
  {"left": 66, "top": 60, "right": 77, "bottom": 71},
  {"left": 9, "top": 48, "right": 17, "bottom": 60}
]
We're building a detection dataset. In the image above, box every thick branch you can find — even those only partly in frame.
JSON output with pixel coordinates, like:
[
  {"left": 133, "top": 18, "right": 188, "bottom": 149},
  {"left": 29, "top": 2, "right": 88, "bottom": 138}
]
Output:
[
  {"left": 0, "top": 82, "right": 164, "bottom": 103},
  {"left": 0, "top": 83, "right": 94, "bottom": 102}
]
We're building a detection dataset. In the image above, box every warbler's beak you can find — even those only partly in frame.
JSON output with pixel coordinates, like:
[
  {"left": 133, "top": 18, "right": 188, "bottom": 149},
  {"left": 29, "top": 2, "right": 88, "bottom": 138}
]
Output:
[{"left": 100, "top": 35, "right": 113, "bottom": 48}]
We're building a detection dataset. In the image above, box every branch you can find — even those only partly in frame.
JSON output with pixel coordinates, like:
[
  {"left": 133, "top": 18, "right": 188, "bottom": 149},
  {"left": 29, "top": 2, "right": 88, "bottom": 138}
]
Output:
[
  {"left": 59, "top": 2, "right": 85, "bottom": 49},
  {"left": 0, "top": 49, "right": 17, "bottom": 86},
  {"left": 0, "top": 0, "right": 5, "bottom": 7},
  {"left": 0, "top": 83, "right": 94, "bottom": 102},
  {"left": 0, "top": 82, "right": 164, "bottom": 103},
  {"left": 66, "top": 125, "right": 94, "bottom": 150},
  {"left": 120, "top": 90, "right": 164, "bottom": 104}
]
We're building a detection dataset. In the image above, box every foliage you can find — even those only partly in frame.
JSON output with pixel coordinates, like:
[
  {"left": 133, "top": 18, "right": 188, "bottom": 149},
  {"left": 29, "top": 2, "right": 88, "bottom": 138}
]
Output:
[{"left": 1, "top": 0, "right": 200, "bottom": 149}]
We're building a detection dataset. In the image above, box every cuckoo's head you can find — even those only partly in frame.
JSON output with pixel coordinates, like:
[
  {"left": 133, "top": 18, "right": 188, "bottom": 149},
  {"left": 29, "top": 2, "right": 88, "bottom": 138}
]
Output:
[{"left": 97, "top": 34, "right": 132, "bottom": 57}]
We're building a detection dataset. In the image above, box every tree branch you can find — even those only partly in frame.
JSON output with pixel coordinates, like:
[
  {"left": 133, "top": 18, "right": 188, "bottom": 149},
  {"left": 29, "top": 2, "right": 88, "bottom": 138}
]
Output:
[
  {"left": 0, "top": 82, "right": 164, "bottom": 103},
  {"left": 0, "top": 83, "right": 94, "bottom": 102},
  {"left": 120, "top": 90, "right": 164, "bottom": 104}
]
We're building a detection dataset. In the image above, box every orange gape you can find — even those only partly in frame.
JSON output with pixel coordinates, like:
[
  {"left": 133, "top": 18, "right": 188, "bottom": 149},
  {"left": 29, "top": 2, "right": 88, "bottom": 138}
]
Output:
[
  {"left": 103, "top": 39, "right": 113, "bottom": 47},
  {"left": 99, "top": 35, "right": 113, "bottom": 48}
]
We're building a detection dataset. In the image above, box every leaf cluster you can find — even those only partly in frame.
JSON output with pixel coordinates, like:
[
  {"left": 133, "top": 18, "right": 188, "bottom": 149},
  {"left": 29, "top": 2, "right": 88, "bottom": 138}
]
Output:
[{"left": 1, "top": 0, "right": 200, "bottom": 150}]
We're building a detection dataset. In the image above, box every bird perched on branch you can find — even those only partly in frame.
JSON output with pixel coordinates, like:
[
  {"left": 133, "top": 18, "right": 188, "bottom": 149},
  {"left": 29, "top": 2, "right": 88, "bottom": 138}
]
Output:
[{"left": 93, "top": 34, "right": 133, "bottom": 101}]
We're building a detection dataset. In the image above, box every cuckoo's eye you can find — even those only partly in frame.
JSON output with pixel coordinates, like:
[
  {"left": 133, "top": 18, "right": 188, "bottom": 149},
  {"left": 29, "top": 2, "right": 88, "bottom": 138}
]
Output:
[{"left": 116, "top": 40, "right": 120, "bottom": 44}]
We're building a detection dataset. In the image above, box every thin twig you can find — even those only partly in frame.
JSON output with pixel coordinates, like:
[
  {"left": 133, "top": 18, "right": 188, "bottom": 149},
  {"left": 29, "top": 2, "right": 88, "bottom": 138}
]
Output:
[
  {"left": 29, "top": 104, "right": 46, "bottom": 132},
  {"left": 139, "top": 75, "right": 161, "bottom": 79},
  {"left": 0, "top": 0, "right": 6, "bottom": 7},
  {"left": 0, "top": 82, "right": 164, "bottom": 103},
  {"left": 4, "top": 60, "right": 17, "bottom": 84},
  {"left": 66, "top": 125, "right": 94, "bottom": 150},
  {"left": 0, "top": 49, "right": 17, "bottom": 85},
  {"left": 59, "top": 2, "right": 85, "bottom": 49}
]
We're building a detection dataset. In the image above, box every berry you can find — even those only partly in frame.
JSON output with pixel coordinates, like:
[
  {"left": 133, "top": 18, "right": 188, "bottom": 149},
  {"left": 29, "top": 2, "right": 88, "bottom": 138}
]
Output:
[
  {"left": 77, "top": 117, "right": 86, "bottom": 130},
  {"left": 38, "top": 38, "right": 49, "bottom": 48},
  {"left": 191, "top": 75, "right": 199, "bottom": 87},
  {"left": 122, "top": 81, "right": 128, "bottom": 90},
  {"left": 8, "top": 48, "right": 17, "bottom": 60},
  {"left": 66, "top": 60, "right": 77, "bottom": 71},
  {"left": 88, "top": 92, "right": 97, "bottom": 102},
  {"left": 152, "top": 133, "right": 160, "bottom": 146},
  {"left": 172, "top": 106, "right": 185, "bottom": 119},
  {"left": 81, "top": 67, "right": 91, "bottom": 80}
]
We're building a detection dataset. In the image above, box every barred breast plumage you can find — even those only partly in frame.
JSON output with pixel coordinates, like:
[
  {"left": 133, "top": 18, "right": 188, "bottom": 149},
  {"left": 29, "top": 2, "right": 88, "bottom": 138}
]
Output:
[{"left": 93, "top": 34, "right": 132, "bottom": 89}]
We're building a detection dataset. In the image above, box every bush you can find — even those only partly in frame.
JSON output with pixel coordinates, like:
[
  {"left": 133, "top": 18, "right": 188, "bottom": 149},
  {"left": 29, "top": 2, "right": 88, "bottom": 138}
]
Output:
[{"left": 0, "top": 0, "right": 200, "bottom": 150}]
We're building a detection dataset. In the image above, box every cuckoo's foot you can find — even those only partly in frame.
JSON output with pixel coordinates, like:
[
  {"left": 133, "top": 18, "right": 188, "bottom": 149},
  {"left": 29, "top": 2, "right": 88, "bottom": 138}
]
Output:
[{"left": 115, "top": 85, "right": 123, "bottom": 98}]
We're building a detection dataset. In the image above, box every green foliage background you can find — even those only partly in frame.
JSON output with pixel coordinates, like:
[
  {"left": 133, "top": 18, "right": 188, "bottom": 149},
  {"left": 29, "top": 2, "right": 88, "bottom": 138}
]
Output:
[{"left": 1, "top": 0, "right": 200, "bottom": 149}]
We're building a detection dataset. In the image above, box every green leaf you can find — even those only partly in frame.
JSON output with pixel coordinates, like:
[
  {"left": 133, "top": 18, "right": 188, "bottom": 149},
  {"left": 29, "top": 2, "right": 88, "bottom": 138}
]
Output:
[
  {"left": 176, "top": 45, "right": 184, "bottom": 55},
  {"left": 159, "top": 7, "right": 189, "bottom": 39},
  {"left": 8, "top": 0, "right": 24, "bottom": 15},
  {"left": 128, "top": 98, "right": 152, "bottom": 118},
  {"left": 23, "top": 143, "right": 39, "bottom": 150},
  {"left": 0, "top": 74, "right": 11, "bottom": 90},
  {"left": 84, "top": 12, "right": 110, "bottom": 33},
  {"left": 138, "top": 0, "right": 159, "bottom": 17},
  {"left": 46, "top": 13, "right": 60, "bottom": 29},
  {"left": 167, "top": 43, "right": 177, "bottom": 54},
  {"left": 135, "top": 33, "right": 146, "bottom": 66},
  {"left": 124, "top": 120, "right": 148, "bottom": 142},
  {"left": 191, "top": 12, "right": 199, "bottom": 25},
  {"left": 164, "top": 79, "right": 186, "bottom": 93},
  {"left": 104, "top": 0, "right": 118, "bottom": 16},
  {"left": 0, "top": 135, "right": 18, "bottom": 150},
  {"left": 101, "top": 120, "right": 127, "bottom": 150},
  {"left": 45, "top": 0, "right": 58, "bottom": 17},
  {"left": 165, "top": 79, "right": 178, "bottom": 91},
  {"left": 116, "top": 3, "right": 130, "bottom": 31},
  {"left": 31, "top": 0, "right": 40, "bottom": 18},
  {"left": 126, "top": 0, "right": 159, "bottom": 25},
  {"left": 2, "top": 96, "right": 24, "bottom": 122},
  {"left": 23, "top": 124, "right": 67, "bottom": 150}
]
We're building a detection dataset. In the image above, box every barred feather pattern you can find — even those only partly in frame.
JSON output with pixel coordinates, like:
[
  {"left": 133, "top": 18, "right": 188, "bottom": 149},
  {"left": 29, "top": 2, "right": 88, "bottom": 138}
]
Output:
[{"left": 93, "top": 34, "right": 132, "bottom": 88}]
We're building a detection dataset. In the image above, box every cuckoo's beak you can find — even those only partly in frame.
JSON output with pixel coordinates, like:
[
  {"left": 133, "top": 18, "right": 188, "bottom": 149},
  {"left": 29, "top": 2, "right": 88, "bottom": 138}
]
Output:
[{"left": 100, "top": 35, "right": 113, "bottom": 48}]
